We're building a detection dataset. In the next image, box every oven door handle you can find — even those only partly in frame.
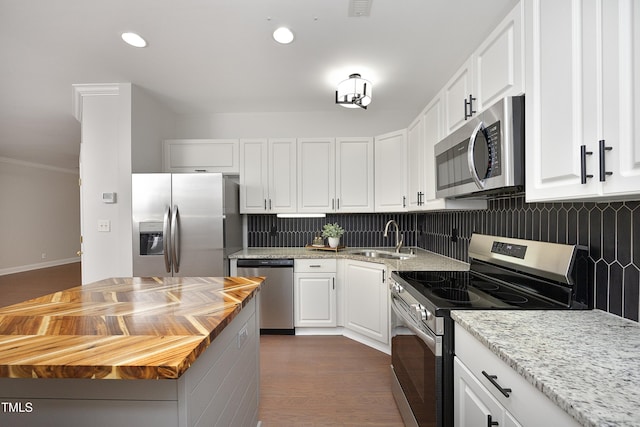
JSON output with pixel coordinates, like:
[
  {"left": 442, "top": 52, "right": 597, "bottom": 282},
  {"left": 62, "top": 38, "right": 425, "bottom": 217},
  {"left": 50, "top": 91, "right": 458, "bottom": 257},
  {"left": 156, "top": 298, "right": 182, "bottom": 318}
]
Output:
[{"left": 391, "top": 295, "right": 438, "bottom": 354}]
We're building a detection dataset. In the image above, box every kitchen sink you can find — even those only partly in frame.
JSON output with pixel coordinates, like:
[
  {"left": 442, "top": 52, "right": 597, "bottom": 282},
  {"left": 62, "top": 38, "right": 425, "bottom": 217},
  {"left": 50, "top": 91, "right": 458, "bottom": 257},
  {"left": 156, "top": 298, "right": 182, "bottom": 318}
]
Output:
[{"left": 349, "top": 249, "right": 413, "bottom": 260}]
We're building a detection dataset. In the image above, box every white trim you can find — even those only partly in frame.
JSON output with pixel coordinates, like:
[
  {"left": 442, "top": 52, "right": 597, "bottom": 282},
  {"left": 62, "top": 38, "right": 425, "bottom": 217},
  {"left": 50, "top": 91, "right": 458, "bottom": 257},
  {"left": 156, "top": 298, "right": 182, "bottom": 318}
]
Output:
[
  {"left": 0, "top": 156, "right": 78, "bottom": 175},
  {"left": 0, "top": 257, "right": 80, "bottom": 277},
  {"left": 72, "top": 83, "right": 120, "bottom": 121}
]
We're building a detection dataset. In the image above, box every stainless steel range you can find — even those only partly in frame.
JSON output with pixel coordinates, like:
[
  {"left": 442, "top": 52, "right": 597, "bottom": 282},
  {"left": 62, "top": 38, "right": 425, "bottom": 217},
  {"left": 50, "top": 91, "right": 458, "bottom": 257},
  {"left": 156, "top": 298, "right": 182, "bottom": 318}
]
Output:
[{"left": 389, "top": 234, "right": 593, "bottom": 427}]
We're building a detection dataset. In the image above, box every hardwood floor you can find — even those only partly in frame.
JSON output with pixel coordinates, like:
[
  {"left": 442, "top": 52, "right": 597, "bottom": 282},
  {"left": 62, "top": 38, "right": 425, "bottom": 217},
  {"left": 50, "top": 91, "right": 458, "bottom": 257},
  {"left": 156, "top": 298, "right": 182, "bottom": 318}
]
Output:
[
  {"left": 0, "top": 262, "right": 81, "bottom": 308},
  {"left": 259, "top": 335, "right": 404, "bottom": 427},
  {"left": 0, "top": 265, "right": 404, "bottom": 426}
]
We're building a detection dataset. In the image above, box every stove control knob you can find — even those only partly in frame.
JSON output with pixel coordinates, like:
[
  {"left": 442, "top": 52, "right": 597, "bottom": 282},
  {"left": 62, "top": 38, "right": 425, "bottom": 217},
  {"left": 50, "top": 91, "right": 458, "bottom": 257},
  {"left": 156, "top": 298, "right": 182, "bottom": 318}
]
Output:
[
  {"left": 423, "top": 309, "right": 433, "bottom": 322},
  {"left": 391, "top": 282, "right": 404, "bottom": 293}
]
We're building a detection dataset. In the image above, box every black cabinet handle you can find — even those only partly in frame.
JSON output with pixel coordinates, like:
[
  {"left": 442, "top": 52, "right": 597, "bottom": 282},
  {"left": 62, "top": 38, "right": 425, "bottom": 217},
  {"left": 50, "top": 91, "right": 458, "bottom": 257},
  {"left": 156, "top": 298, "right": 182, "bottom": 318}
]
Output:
[
  {"left": 464, "top": 94, "right": 477, "bottom": 120},
  {"left": 487, "top": 414, "right": 499, "bottom": 427},
  {"left": 580, "top": 145, "right": 593, "bottom": 184},
  {"left": 482, "top": 371, "right": 512, "bottom": 398},
  {"left": 599, "top": 139, "right": 613, "bottom": 182}
]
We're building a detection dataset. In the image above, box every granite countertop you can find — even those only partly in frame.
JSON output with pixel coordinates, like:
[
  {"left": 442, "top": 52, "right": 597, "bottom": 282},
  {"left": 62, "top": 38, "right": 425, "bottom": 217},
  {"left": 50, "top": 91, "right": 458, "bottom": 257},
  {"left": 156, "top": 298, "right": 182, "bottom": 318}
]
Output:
[
  {"left": 451, "top": 310, "right": 640, "bottom": 427},
  {"left": 230, "top": 246, "right": 470, "bottom": 272},
  {"left": 0, "top": 276, "right": 263, "bottom": 380}
]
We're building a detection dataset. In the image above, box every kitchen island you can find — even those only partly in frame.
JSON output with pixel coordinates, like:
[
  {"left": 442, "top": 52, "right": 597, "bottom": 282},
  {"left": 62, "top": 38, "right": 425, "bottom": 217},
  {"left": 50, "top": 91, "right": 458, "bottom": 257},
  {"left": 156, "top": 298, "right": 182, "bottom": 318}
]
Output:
[{"left": 0, "top": 276, "right": 264, "bottom": 427}]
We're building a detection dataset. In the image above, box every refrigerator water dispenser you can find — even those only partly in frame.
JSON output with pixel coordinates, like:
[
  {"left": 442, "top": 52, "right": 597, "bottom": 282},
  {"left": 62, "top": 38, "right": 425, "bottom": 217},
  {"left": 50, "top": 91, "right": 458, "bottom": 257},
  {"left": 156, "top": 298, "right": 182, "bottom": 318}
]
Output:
[{"left": 139, "top": 221, "right": 164, "bottom": 256}]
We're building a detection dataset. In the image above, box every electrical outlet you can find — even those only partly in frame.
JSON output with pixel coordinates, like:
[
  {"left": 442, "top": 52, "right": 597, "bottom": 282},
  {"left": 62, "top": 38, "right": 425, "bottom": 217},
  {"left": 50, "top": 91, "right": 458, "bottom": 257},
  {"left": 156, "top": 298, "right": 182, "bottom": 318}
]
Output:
[
  {"left": 451, "top": 228, "right": 458, "bottom": 243},
  {"left": 41, "top": 252, "right": 47, "bottom": 260}
]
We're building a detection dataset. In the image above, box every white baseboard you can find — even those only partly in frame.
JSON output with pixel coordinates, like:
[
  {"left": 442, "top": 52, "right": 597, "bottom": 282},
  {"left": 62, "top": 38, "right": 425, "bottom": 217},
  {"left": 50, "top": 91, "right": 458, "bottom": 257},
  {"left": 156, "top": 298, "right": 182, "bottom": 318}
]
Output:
[{"left": 0, "top": 257, "right": 80, "bottom": 277}]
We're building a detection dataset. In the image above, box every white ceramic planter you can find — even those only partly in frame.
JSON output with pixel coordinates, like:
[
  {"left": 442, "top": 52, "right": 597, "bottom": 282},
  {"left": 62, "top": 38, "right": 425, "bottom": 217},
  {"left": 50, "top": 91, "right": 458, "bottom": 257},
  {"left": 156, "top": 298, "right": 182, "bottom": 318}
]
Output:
[{"left": 328, "top": 237, "right": 340, "bottom": 248}]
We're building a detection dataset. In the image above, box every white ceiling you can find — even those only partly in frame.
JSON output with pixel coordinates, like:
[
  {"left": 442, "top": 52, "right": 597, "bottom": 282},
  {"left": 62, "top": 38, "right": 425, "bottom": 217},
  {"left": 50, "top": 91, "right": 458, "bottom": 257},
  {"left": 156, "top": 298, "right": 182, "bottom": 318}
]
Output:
[{"left": 0, "top": 0, "right": 518, "bottom": 170}]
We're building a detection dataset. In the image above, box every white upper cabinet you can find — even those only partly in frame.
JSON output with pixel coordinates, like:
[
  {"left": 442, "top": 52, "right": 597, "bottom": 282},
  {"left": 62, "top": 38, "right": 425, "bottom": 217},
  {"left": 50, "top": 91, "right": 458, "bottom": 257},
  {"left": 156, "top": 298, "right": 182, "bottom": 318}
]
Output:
[
  {"left": 335, "top": 137, "right": 375, "bottom": 212},
  {"left": 444, "top": 2, "right": 524, "bottom": 136},
  {"left": 473, "top": 2, "right": 524, "bottom": 112},
  {"left": 298, "top": 137, "right": 374, "bottom": 213},
  {"left": 163, "top": 139, "right": 239, "bottom": 173},
  {"left": 297, "top": 138, "right": 336, "bottom": 212},
  {"left": 444, "top": 60, "right": 474, "bottom": 135},
  {"left": 240, "top": 138, "right": 296, "bottom": 213},
  {"left": 375, "top": 129, "right": 408, "bottom": 212},
  {"left": 407, "top": 115, "right": 425, "bottom": 210},
  {"left": 525, "top": 0, "right": 640, "bottom": 201}
]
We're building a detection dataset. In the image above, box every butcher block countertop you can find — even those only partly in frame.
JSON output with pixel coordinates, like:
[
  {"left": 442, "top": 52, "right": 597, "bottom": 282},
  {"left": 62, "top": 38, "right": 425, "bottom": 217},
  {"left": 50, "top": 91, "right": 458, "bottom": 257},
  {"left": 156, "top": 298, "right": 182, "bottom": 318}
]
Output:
[{"left": 0, "top": 276, "right": 263, "bottom": 380}]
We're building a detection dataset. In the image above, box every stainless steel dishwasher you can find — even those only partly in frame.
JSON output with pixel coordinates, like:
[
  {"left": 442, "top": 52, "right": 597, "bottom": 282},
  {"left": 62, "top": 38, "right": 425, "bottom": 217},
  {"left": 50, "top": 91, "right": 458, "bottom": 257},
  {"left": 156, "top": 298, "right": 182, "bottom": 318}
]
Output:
[{"left": 237, "top": 259, "right": 294, "bottom": 335}]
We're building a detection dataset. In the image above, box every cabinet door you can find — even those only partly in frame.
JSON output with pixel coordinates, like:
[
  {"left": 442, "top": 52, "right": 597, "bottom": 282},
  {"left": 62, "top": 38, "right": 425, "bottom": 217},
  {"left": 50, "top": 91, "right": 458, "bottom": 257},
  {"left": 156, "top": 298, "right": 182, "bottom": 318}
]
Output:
[
  {"left": 269, "top": 138, "right": 297, "bottom": 213},
  {"left": 454, "top": 357, "right": 505, "bottom": 427},
  {"left": 336, "top": 137, "right": 374, "bottom": 212},
  {"left": 294, "top": 273, "right": 336, "bottom": 327},
  {"left": 163, "top": 139, "right": 239, "bottom": 173},
  {"left": 600, "top": 0, "right": 640, "bottom": 196},
  {"left": 374, "top": 129, "right": 407, "bottom": 212},
  {"left": 239, "top": 139, "right": 268, "bottom": 213},
  {"left": 444, "top": 60, "right": 473, "bottom": 135},
  {"left": 473, "top": 2, "right": 524, "bottom": 112},
  {"left": 407, "top": 116, "right": 424, "bottom": 210},
  {"left": 525, "top": 0, "right": 601, "bottom": 201},
  {"left": 297, "top": 138, "right": 335, "bottom": 212},
  {"left": 343, "top": 261, "right": 388, "bottom": 345}
]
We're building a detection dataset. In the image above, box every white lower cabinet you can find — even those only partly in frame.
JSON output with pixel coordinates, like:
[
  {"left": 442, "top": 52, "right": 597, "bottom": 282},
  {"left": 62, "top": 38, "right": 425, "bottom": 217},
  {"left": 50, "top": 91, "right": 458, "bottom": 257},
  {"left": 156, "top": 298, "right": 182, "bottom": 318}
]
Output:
[
  {"left": 294, "top": 259, "right": 336, "bottom": 328},
  {"left": 455, "top": 358, "right": 522, "bottom": 427},
  {"left": 343, "top": 260, "right": 389, "bottom": 347},
  {"left": 454, "top": 324, "right": 580, "bottom": 427}
]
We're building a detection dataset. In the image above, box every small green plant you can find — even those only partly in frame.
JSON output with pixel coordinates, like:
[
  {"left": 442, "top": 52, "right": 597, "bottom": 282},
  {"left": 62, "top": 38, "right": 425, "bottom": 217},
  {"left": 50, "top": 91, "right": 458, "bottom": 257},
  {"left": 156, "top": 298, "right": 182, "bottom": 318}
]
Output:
[{"left": 321, "top": 222, "right": 345, "bottom": 238}]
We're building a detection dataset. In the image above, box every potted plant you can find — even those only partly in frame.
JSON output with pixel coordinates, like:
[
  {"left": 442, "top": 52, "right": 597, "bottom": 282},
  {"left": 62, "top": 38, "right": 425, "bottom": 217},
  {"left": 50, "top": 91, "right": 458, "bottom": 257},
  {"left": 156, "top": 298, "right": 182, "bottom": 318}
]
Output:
[{"left": 321, "top": 223, "right": 345, "bottom": 248}]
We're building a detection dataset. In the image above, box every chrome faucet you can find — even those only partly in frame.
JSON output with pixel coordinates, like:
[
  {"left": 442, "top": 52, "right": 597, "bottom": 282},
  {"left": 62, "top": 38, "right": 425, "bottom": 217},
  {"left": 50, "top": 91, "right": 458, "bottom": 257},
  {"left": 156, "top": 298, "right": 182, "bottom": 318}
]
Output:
[{"left": 383, "top": 219, "right": 404, "bottom": 253}]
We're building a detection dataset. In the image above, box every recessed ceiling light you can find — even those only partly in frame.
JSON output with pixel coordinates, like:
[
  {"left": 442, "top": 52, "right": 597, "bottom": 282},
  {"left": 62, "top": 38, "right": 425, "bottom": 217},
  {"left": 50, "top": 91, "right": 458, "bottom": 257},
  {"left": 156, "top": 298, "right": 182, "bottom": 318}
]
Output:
[
  {"left": 273, "top": 27, "right": 294, "bottom": 44},
  {"left": 121, "top": 32, "right": 147, "bottom": 48}
]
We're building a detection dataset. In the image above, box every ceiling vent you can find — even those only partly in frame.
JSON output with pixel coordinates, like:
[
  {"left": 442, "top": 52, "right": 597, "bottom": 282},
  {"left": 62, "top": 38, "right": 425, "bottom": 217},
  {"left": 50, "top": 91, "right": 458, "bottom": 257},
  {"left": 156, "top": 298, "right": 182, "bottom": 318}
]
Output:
[{"left": 348, "top": 0, "right": 372, "bottom": 17}]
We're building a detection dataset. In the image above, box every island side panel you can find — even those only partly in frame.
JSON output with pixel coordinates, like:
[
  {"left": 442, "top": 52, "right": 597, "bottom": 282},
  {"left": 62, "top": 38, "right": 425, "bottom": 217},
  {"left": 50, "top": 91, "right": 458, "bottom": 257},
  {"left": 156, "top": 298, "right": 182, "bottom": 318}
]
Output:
[
  {"left": 0, "top": 296, "right": 259, "bottom": 427},
  {"left": 178, "top": 296, "right": 259, "bottom": 427}
]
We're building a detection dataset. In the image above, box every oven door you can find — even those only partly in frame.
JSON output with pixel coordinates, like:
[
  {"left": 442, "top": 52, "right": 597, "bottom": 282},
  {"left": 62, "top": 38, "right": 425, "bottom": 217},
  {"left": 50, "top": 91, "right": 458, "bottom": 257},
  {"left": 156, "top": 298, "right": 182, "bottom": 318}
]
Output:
[{"left": 390, "top": 294, "right": 442, "bottom": 427}]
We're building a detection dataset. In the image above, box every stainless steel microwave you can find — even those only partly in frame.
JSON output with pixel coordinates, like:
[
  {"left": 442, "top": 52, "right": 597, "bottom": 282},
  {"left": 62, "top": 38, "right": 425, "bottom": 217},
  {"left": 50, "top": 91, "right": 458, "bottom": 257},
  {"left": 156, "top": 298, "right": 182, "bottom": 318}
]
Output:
[{"left": 435, "top": 95, "right": 524, "bottom": 198}]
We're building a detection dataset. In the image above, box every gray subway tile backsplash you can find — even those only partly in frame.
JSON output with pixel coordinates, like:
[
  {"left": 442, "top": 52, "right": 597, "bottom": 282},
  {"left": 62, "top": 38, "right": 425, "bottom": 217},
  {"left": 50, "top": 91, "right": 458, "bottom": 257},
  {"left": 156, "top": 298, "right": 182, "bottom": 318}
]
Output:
[{"left": 246, "top": 195, "right": 640, "bottom": 322}]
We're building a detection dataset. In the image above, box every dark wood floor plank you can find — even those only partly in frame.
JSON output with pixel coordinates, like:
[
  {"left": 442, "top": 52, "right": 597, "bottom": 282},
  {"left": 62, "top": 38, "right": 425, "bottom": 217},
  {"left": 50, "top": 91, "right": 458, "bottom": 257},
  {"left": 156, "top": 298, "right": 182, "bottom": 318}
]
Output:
[
  {"left": 0, "top": 263, "right": 81, "bottom": 308},
  {"left": 259, "top": 335, "right": 404, "bottom": 426}
]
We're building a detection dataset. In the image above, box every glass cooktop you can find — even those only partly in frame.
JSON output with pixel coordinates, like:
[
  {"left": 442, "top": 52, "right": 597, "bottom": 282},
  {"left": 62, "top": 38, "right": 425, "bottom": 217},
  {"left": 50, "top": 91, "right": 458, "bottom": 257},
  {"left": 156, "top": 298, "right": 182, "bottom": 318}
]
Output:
[{"left": 393, "top": 270, "right": 568, "bottom": 312}]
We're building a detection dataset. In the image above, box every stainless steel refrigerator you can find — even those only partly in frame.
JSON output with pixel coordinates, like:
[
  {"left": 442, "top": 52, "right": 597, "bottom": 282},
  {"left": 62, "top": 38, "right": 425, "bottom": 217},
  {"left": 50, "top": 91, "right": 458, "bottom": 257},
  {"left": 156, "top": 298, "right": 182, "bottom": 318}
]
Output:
[{"left": 132, "top": 173, "right": 241, "bottom": 277}]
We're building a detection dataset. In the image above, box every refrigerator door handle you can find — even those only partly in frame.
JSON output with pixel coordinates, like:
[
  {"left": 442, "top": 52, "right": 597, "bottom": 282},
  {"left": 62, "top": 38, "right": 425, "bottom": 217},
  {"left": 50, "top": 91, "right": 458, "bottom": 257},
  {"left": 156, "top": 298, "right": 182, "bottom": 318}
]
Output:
[
  {"left": 171, "top": 205, "right": 180, "bottom": 273},
  {"left": 163, "top": 205, "right": 172, "bottom": 273}
]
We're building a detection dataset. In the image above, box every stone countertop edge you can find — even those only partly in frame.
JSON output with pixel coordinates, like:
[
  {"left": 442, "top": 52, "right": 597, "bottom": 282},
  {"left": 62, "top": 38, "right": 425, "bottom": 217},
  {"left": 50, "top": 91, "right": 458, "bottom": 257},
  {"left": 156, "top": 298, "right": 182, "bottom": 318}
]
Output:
[
  {"left": 451, "top": 310, "right": 640, "bottom": 427},
  {"left": 229, "top": 247, "right": 470, "bottom": 272}
]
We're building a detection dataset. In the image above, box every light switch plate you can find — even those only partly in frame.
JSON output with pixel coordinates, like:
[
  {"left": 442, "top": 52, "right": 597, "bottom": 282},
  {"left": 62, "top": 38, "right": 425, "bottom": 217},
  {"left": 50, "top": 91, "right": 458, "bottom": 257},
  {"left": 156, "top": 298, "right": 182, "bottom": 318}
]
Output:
[{"left": 97, "top": 219, "right": 111, "bottom": 232}]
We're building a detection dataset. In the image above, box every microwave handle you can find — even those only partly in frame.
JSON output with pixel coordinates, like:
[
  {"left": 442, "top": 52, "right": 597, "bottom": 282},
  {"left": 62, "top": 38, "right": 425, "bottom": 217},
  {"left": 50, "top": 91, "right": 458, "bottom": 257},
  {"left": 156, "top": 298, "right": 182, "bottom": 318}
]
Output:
[{"left": 467, "top": 121, "right": 487, "bottom": 190}]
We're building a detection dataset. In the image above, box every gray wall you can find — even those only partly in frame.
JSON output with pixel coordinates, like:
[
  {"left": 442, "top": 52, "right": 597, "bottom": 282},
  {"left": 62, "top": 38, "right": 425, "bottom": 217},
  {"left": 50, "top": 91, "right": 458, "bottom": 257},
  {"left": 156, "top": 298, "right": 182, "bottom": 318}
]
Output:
[{"left": 0, "top": 158, "right": 80, "bottom": 274}]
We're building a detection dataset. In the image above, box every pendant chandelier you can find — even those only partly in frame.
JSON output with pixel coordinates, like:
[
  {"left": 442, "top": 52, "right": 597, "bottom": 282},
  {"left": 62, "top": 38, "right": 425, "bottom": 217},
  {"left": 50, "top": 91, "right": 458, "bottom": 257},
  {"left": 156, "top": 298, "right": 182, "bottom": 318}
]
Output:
[{"left": 335, "top": 73, "right": 372, "bottom": 110}]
